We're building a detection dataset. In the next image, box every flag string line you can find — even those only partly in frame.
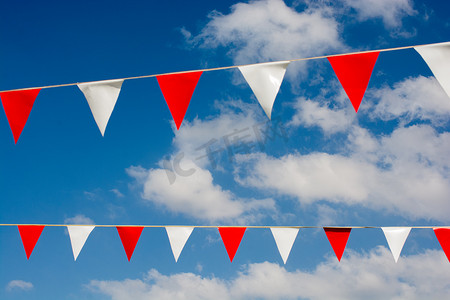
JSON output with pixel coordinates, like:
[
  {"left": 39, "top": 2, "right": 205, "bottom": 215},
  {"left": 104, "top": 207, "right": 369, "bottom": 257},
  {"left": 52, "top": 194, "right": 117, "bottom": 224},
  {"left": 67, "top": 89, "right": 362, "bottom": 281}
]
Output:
[
  {"left": 0, "top": 224, "right": 447, "bottom": 229},
  {"left": 0, "top": 41, "right": 443, "bottom": 93}
]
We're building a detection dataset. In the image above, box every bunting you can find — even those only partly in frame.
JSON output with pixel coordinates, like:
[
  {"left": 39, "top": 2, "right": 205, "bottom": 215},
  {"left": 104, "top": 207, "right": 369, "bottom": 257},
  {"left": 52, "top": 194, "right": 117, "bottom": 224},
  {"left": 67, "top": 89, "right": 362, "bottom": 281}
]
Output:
[
  {"left": 238, "top": 61, "right": 289, "bottom": 119},
  {"left": 156, "top": 71, "right": 203, "bottom": 130},
  {"left": 1, "top": 42, "right": 449, "bottom": 142},
  {"left": 433, "top": 228, "right": 450, "bottom": 262},
  {"left": 18, "top": 225, "right": 45, "bottom": 259},
  {"left": 67, "top": 225, "right": 95, "bottom": 261},
  {"left": 324, "top": 227, "right": 351, "bottom": 261},
  {"left": 4, "top": 225, "right": 450, "bottom": 263},
  {"left": 382, "top": 227, "right": 411, "bottom": 262},
  {"left": 165, "top": 226, "right": 194, "bottom": 262},
  {"left": 270, "top": 227, "right": 299, "bottom": 264},
  {"left": 78, "top": 80, "right": 124, "bottom": 136},
  {"left": 415, "top": 42, "right": 450, "bottom": 98},
  {"left": 0, "top": 89, "right": 40, "bottom": 143},
  {"left": 116, "top": 226, "right": 144, "bottom": 261},
  {"left": 328, "top": 52, "right": 379, "bottom": 112},
  {"left": 218, "top": 227, "right": 246, "bottom": 262}
]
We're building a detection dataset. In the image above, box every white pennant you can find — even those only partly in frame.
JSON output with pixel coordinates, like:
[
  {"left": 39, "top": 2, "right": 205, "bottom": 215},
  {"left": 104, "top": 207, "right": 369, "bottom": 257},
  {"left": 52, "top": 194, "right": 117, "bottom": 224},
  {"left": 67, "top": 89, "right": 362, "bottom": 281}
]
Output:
[
  {"left": 67, "top": 225, "right": 95, "bottom": 261},
  {"left": 382, "top": 227, "right": 411, "bottom": 263},
  {"left": 270, "top": 227, "right": 299, "bottom": 264},
  {"left": 239, "top": 61, "right": 290, "bottom": 119},
  {"left": 165, "top": 227, "right": 194, "bottom": 262},
  {"left": 415, "top": 42, "right": 450, "bottom": 98},
  {"left": 78, "top": 79, "right": 124, "bottom": 136}
]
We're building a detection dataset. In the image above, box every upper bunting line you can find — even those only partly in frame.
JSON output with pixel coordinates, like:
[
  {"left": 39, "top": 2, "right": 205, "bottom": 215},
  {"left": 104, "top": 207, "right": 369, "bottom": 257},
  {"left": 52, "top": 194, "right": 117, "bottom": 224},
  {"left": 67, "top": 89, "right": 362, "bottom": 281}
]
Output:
[
  {"left": 0, "top": 223, "right": 448, "bottom": 229},
  {"left": 0, "top": 41, "right": 441, "bottom": 93}
]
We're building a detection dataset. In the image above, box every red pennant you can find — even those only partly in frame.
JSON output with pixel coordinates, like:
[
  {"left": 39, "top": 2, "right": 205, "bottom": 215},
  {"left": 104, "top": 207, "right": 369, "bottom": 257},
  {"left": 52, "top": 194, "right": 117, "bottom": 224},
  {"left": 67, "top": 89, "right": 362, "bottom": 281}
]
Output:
[
  {"left": 218, "top": 227, "right": 246, "bottom": 262},
  {"left": 116, "top": 226, "right": 144, "bottom": 261},
  {"left": 18, "top": 225, "right": 45, "bottom": 259},
  {"left": 328, "top": 52, "right": 379, "bottom": 112},
  {"left": 324, "top": 227, "right": 351, "bottom": 261},
  {"left": 0, "top": 89, "right": 40, "bottom": 143},
  {"left": 434, "top": 228, "right": 450, "bottom": 262},
  {"left": 156, "top": 71, "right": 203, "bottom": 130}
]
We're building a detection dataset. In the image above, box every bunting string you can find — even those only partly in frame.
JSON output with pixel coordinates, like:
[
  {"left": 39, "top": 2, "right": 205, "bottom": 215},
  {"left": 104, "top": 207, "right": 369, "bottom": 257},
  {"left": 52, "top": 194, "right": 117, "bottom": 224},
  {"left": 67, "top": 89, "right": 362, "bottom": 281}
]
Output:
[
  {"left": 0, "top": 42, "right": 441, "bottom": 93},
  {"left": 2, "top": 223, "right": 449, "bottom": 263}
]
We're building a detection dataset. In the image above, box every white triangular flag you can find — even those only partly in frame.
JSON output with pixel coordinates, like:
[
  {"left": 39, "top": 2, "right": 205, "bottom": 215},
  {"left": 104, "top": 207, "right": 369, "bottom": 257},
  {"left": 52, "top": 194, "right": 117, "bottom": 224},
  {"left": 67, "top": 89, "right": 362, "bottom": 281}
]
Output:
[
  {"left": 239, "top": 61, "right": 290, "bottom": 119},
  {"left": 382, "top": 227, "right": 411, "bottom": 263},
  {"left": 78, "top": 79, "right": 124, "bottom": 136},
  {"left": 67, "top": 225, "right": 95, "bottom": 261},
  {"left": 165, "top": 226, "right": 194, "bottom": 262},
  {"left": 415, "top": 42, "right": 450, "bottom": 98},
  {"left": 270, "top": 227, "right": 299, "bottom": 264}
]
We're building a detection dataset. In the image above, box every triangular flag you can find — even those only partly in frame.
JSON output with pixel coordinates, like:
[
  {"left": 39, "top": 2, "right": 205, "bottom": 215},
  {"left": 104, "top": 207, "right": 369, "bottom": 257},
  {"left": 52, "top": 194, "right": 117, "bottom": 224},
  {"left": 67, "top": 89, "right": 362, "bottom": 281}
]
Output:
[
  {"left": 270, "top": 227, "right": 299, "bottom": 264},
  {"left": 328, "top": 52, "right": 379, "bottom": 112},
  {"left": 324, "top": 227, "right": 351, "bottom": 261},
  {"left": 156, "top": 71, "right": 203, "bottom": 130},
  {"left": 78, "top": 79, "right": 124, "bottom": 136},
  {"left": 381, "top": 227, "right": 411, "bottom": 262},
  {"left": 67, "top": 225, "right": 95, "bottom": 261},
  {"left": 218, "top": 227, "right": 246, "bottom": 262},
  {"left": 0, "top": 89, "right": 40, "bottom": 143},
  {"left": 433, "top": 228, "right": 450, "bottom": 262},
  {"left": 238, "top": 61, "right": 289, "bottom": 119},
  {"left": 18, "top": 225, "right": 45, "bottom": 259},
  {"left": 165, "top": 226, "right": 194, "bottom": 262},
  {"left": 116, "top": 226, "right": 144, "bottom": 261},
  {"left": 415, "top": 42, "right": 450, "bottom": 98}
]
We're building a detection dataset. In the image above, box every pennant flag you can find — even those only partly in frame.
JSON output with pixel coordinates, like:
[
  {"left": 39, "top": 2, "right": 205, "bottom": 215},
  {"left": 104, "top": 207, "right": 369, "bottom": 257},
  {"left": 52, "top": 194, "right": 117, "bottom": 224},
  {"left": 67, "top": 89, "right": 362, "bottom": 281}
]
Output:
[
  {"left": 116, "top": 226, "right": 144, "bottom": 261},
  {"left": 18, "top": 225, "right": 45, "bottom": 259},
  {"left": 238, "top": 61, "right": 290, "bottom": 119},
  {"left": 156, "top": 71, "right": 203, "bottom": 130},
  {"left": 165, "top": 226, "right": 194, "bottom": 262},
  {"left": 218, "top": 227, "right": 246, "bottom": 262},
  {"left": 78, "top": 80, "right": 124, "bottom": 136},
  {"left": 270, "top": 227, "right": 299, "bottom": 264},
  {"left": 0, "top": 89, "right": 41, "bottom": 143},
  {"left": 381, "top": 227, "right": 411, "bottom": 262},
  {"left": 415, "top": 42, "right": 450, "bottom": 98},
  {"left": 67, "top": 225, "right": 95, "bottom": 261},
  {"left": 328, "top": 52, "right": 379, "bottom": 112},
  {"left": 433, "top": 228, "right": 450, "bottom": 262},
  {"left": 324, "top": 227, "right": 351, "bottom": 261}
]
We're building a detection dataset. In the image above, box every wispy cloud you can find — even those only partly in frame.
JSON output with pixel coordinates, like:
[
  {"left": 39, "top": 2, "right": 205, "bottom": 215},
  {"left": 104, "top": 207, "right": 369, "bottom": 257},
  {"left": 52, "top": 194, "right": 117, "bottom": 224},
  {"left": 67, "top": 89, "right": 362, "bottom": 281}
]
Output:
[
  {"left": 88, "top": 248, "right": 450, "bottom": 300},
  {"left": 6, "top": 280, "right": 33, "bottom": 292}
]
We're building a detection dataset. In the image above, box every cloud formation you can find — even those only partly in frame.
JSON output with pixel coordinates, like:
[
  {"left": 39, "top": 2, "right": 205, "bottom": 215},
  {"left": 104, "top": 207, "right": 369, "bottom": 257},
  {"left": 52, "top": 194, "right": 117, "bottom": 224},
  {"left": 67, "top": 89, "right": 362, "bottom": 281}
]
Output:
[
  {"left": 6, "top": 280, "right": 33, "bottom": 292},
  {"left": 88, "top": 247, "right": 450, "bottom": 300}
]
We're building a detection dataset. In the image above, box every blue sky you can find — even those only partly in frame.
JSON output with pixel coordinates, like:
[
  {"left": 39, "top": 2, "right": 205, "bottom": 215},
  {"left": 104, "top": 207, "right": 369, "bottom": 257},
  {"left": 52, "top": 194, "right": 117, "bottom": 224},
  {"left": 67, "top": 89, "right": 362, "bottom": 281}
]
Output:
[{"left": 1, "top": 0, "right": 450, "bottom": 299}]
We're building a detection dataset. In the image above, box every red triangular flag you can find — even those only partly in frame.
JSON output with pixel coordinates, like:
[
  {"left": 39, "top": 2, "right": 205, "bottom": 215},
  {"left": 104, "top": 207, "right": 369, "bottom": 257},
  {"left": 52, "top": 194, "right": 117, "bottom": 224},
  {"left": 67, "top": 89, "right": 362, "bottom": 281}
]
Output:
[
  {"left": 218, "top": 227, "right": 246, "bottom": 262},
  {"left": 434, "top": 228, "right": 450, "bottom": 262},
  {"left": 324, "top": 227, "right": 351, "bottom": 261},
  {"left": 116, "top": 226, "right": 144, "bottom": 261},
  {"left": 18, "top": 225, "right": 45, "bottom": 259},
  {"left": 328, "top": 52, "right": 379, "bottom": 112},
  {"left": 156, "top": 71, "right": 203, "bottom": 130},
  {"left": 0, "top": 89, "right": 41, "bottom": 143}
]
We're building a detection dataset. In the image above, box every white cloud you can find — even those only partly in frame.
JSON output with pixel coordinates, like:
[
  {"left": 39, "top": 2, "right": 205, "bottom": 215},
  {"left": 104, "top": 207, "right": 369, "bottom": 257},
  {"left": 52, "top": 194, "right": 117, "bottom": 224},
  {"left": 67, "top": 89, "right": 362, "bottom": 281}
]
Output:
[
  {"left": 171, "top": 100, "right": 265, "bottom": 168},
  {"left": 235, "top": 124, "right": 450, "bottom": 221},
  {"left": 110, "top": 188, "right": 124, "bottom": 198},
  {"left": 369, "top": 76, "right": 450, "bottom": 125},
  {"left": 341, "top": 0, "right": 417, "bottom": 28},
  {"left": 64, "top": 214, "right": 95, "bottom": 225},
  {"left": 186, "top": 0, "right": 345, "bottom": 66},
  {"left": 127, "top": 163, "right": 275, "bottom": 223},
  {"left": 88, "top": 247, "right": 450, "bottom": 300},
  {"left": 6, "top": 280, "right": 33, "bottom": 292},
  {"left": 127, "top": 101, "right": 279, "bottom": 223},
  {"left": 289, "top": 96, "right": 355, "bottom": 134}
]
